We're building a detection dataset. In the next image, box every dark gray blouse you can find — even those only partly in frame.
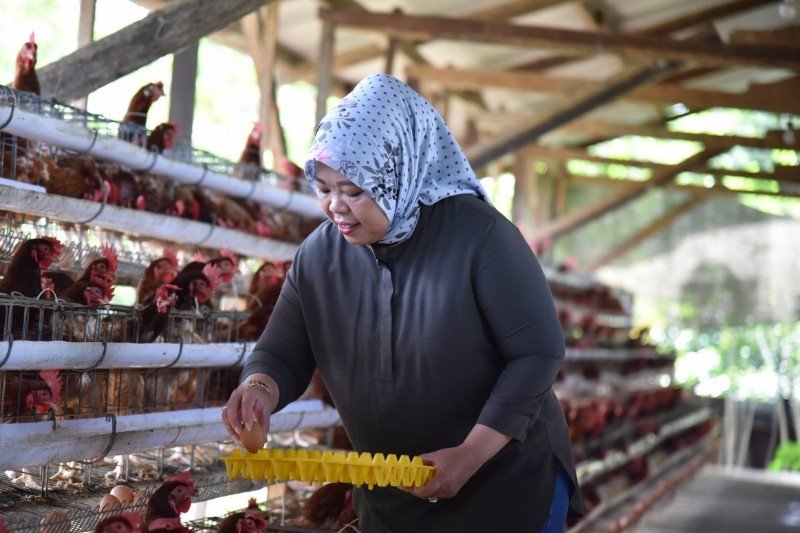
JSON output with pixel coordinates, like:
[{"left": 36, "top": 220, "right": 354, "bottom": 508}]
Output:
[{"left": 243, "top": 195, "right": 582, "bottom": 531}]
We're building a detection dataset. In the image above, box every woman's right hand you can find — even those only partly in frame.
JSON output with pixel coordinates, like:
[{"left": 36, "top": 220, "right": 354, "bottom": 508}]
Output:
[{"left": 221, "top": 373, "right": 279, "bottom": 441}]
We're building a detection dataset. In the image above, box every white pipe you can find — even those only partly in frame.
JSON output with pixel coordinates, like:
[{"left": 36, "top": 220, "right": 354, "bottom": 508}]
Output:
[
  {"left": 0, "top": 104, "right": 321, "bottom": 218},
  {"left": 0, "top": 185, "right": 299, "bottom": 260},
  {"left": 0, "top": 401, "right": 340, "bottom": 470},
  {"left": 565, "top": 347, "right": 670, "bottom": 361},
  {"left": 0, "top": 341, "right": 254, "bottom": 370}
]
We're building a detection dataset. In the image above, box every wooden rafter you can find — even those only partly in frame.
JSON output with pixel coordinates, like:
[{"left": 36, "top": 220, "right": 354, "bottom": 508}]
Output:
[
  {"left": 39, "top": 0, "right": 274, "bottom": 101},
  {"left": 630, "top": 0, "right": 774, "bottom": 35},
  {"left": 583, "top": 193, "right": 712, "bottom": 271},
  {"left": 566, "top": 173, "right": 800, "bottom": 200},
  {"left": 406, "top": 65, "right": 800, "bottom": 115},
  {"left": 464, "top": 63, "right": 678, "bottom": 168},
  {"left": 316, "top": 20, "right": 337, "bottom": 125},
  {"left": 559, "top": 120, "right": 800, "bottom": 151},
  {"left": 320, "top": 8, "right": 800, "bottom": 70},
  {"left": 529, "top": 148, "right": 722, "bottom": 240},
  {"left": 525, "top": 145, "right": 800, "bottom": 185}
]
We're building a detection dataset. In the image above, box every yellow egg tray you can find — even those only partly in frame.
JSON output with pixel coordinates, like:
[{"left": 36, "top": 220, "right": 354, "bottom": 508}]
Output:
[{"left": 222, "top": 448, "right": 435, "bottom": 489}]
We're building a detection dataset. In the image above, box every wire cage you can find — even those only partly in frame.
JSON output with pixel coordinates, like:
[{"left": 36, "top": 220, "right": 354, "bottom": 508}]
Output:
[{"left": 0, "top": 84, "right": 298, "bottom": 191}]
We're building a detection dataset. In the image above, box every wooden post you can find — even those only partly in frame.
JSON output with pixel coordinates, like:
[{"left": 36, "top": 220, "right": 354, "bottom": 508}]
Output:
[
  {"left": 168, "top": 40, "right": 198, "bottom": 145},
  {"left": 530, "top": 147, "right": 722, "bottom": 241},
  {"left": 75, "top": 0, "right": 96, "bottom": 109},
  {"left": 584, "top": 193, "right": 710, "bottom": 271},
  {"left": 241, "top": 3, "right": 286, "bottom": 164},
  {"left": 39, "top": 0, "right": 274, "bottom": 101},
  {"left": 512, "top": 151, "right": 536, "bottom": 235},
  {"left": 316, "top": 20, "right": 336, "bottom": 126},
  {"left": 384, "top": 36, "right": 398, "bottom": 75}
]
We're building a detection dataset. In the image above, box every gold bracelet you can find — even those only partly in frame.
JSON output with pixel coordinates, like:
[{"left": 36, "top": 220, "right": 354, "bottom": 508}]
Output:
[{"left": 244, "top": 379, "right": 272, "bottom": 396}]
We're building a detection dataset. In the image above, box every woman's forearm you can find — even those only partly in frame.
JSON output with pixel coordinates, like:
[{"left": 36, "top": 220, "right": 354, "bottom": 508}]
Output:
[{"left": 460, "top": 423, "right": 512, "bottom": 469}]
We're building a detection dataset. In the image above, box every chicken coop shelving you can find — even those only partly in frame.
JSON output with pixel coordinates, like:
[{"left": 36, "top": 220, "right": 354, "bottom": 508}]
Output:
[
  {"left": 0, "top": 184, "right": 300, "bottom": 260},
  {"left": 0, "top": 400, "right": 340, "bottom": 471},
  {"left": 0, "top": 86, "right": 321, "bottom": 218}
]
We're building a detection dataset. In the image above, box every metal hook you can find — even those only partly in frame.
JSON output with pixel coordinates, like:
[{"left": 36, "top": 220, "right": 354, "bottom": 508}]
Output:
[
  {"left": 76, "top": 129, "right": 98, "bottom": 155},
  {"left": 193, "top": 220, "right": 216, "bottom": 246},
  {"left": 78, "top": 183, "right": 110, "bottom": 225},
  {"left": 191, "top": 164, "right": 209, "bottom": 186},
  {"left": 229, "top": 342, "right": 248, "bottom": 368},
  {"left": 47, "top": 408, "right": 57, "bottom": 432},
  {"left": 242, "top": 178, "right": 259, "bottom": 202},
  {"left": 99, "top": 413, "right": 118, "bottom": 458},
  {"left": 0, "top": 97, "right": 15, "bottom": 131},
  {"left": 164, "top": 335, "right": 184, "bottom": 368},
  {"left": 84, "top": 340, "right": 108, "bottom": 371},
  {"left": 138, "top": 150, "right": 159, "bottom": 173},
  {"left": 0, "top": 331, "right": 13, "bottom": 368}
]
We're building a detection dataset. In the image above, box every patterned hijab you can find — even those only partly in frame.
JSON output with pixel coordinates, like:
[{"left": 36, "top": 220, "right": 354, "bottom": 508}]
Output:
[{"left": 305, "top": 73, "right": 489, "bottom": 245}]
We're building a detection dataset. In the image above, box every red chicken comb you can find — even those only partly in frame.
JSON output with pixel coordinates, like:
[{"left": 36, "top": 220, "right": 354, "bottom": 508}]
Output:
[
  {"left": 104, "top": 286, "right": 115, "bottom": 302},
  {"left": 102, "top": 244, "right": 118, "bottom": 274},
  {"left": 162, "top": 248, "right": 179, "bottom": 269},
  {"left": 165, "top": 471, "right": 194, "bottom": 488},
  {"left": 193, "top": 251, "right": 207, "bottom": 263},
  {"left": 29, "top": 32, "right": 36, "bottom": 46},
  {"left": 155, "top": 283, "right": 180, "bottom": 313},
  {"left": 202, "top": 263, "right": 222, "bottom": 293},
  {"left": 39, "top": 370, "right": 62, "bottom": 406},
  {"left": 243, "top": 512, "right": 268, "bottom": 530},
  {"left": 219, "top": 248, "right": 238, "bottom": 269},
  {"left": 247, "top": 497, "right": 258, "bottom": 507},
  {"left": 41, "top": 237, "right": 64, "bottom": 259}
]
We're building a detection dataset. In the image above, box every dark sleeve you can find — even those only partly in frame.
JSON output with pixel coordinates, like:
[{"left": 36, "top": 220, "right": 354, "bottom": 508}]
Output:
[
  {"left": 473, "top": 218, "right": 565, "bottom": 442},
  {"left": 240, "top": 266, "right": 316, "bottom": 412}
]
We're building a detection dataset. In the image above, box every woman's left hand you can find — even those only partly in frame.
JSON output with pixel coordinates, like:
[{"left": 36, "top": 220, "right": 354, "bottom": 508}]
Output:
[{"left": 408, "top": 444, "right": 484, "bottom": 501}]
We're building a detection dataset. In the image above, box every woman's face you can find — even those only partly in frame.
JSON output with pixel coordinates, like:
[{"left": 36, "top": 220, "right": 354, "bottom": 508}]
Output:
[{"left": 313, "top": 161, "right": 389, "bottom": 245}]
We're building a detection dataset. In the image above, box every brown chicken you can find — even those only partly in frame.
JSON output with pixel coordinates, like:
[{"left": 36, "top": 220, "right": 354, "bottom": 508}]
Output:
[
  {"left": 122, "top": 81, "right": 164, "bottom": 127},
  {"left": 73, "top": 245, "right": 118, "bottom": 302},
  {"left": 239, "top": 123, "right": 263, "bottom": 167},
  {"left": 40, "top": 270, "right": 75, "bottom": 298},
  {"left": 13, "top": 33, "right": 39, "bottom": 95},
  {"left": 194, "top": 187, "right": 256, "bottom": 231},
  {"left": 292, "top": 482, "right": 358, "bottom": 530},
  {"left": 92, "top": 512, "right": 141, "bottom": 533},
  {"left": 141, "top": 471, "right": 196, "bottom": 533},
  {"left": 1, "top": 369, "right": 62, "bottom": 422},
  {"left": 0, "top": 236, "right": 62, "bottom": 297},
  {"left": 137, "top": 249, "right": 179, "bottom": 304},
  {"left": 104, "top": 165, "right": 147, "bottom": 210},
  {"left": 216, "top": 510, "right": 268, "bottom": 533},
  {"left": 166, "top": 184, "right": 202, "bottom": 221},
  {"left": 147, "top": 122, "right": 179, "bottom": 153}
]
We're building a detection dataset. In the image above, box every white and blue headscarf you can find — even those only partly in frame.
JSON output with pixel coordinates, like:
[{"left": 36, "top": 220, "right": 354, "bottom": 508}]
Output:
[{"left": 305, "top": 73, "right": 489, "bottom": 245}]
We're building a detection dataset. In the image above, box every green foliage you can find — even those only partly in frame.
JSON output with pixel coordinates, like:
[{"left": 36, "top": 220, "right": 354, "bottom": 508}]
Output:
[{"left": 769, "top": 441, "right": 800, "bottom": 472}]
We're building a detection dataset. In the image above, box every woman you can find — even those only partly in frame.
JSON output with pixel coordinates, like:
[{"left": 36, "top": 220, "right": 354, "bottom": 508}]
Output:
[{"left": 223, "top": 74, "right": 581, "bottom": 532}]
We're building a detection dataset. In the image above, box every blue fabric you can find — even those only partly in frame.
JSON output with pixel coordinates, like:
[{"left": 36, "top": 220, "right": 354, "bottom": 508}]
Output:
[
  {"left": 540, "top": 469, "right": 571, "bottom": 533},
  {"left": 305, "top": 73, "right": 489, "bottom": 244}
]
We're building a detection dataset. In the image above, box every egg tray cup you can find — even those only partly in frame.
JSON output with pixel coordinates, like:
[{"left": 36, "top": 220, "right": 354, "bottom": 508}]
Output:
[{"left": 222, "top": 448, "right": 435, "bottom": 490}]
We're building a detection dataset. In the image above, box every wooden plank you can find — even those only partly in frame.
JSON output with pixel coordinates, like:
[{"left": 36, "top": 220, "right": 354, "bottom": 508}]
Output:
[
  {"left": 567, "top": 173, "right": 800, "bottom": 199},
  {"left": 468, "top": 0, "right": 571, "bottom": 21},
  {"left": 406, "top": 65, "right": 800, "bottom": 115},
  {"left": 584, "top": 194, "right": 710, "bottom": 271},
  {"left": 560, "top": 120, "right": 800, "bottom": 151},
  {"left": 74, "top": 0, "right": 96, "bottom": 109},
  {"left": 529, "top": 148, "right": 721, "bottom": 241},
  {"left": 465, "top": 63, "right": 677, "bottom": 169},
  {"left": 320, "top": 8, "right": 800, "bottom": 70},
  {"left": 631, "top": 0, "right": 775, "bottom": 36},
  {"left": 525, "top": 145, "right": 800, "bottom": 184},
  {"left": 316, "top": 20, "right": 336, "bottom": 126},
  {"left": 168, "top": 40, "right": 199, "bottom": 145},
  {"left": 39, "top": 0, "right": 272, "bottom": 101}
]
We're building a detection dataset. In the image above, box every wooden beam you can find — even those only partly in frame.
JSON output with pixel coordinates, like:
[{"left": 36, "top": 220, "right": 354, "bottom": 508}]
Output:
[
  {"left": 468, "top": 0, "right": 572, "bottom": 21},
  {"left": 464, "top": 63, "right": 677, "bottom": 168},
  {"left": 525, "top": 144, "right": 800, "bottom": 184},
  {"left": 168, "top": 40, "right": 199, "bottom": 145},
  {"left": 584, "top": 193, "right": 711, "bottom": 271},
  {"left": 407, "top": 65, "right": 800, "bottom": 116},
  {"left": 630, "top": 0, "right": 775, "bottom": 36},
  {"left": 241, "top": 3, "right": 284, "bottom": 162},
  {"left": 530, "top": 148, "right": 721, "bottom": 240},
  {"left": 316, "top": 20, "right": 336, "bottom": 126},
  {"left": 74, "top": 0, "right": 96, "bottom": 109},
  {"left": 560, "top": 120, "right": 800, "bottom": 151},
  {"left": 567, "top": 173, "right": 800, "bottom": 199},
  {"left": 320, "top": 8, "right": 800, "bottom": 70},
  {"left": 38, "top": 0, "right": 273, "bottom": 101}
]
